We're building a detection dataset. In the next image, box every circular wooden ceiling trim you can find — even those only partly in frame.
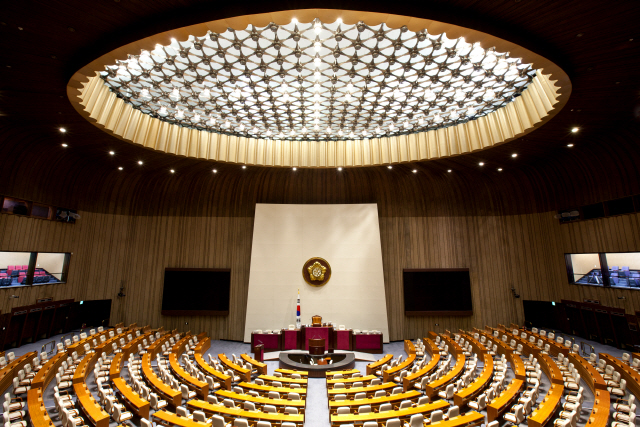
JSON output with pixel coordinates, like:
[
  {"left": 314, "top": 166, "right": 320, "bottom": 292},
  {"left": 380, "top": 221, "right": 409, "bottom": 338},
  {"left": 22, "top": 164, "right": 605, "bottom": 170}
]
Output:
[{"left": 67, "top": 9, "right": 571, "bottom": 168}]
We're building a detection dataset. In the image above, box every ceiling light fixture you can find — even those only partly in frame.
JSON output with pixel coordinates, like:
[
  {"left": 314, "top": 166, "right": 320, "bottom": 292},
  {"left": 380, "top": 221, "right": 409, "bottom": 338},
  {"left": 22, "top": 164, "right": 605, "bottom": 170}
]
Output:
[
  {"left": 571, "top": 127, "right": 580, "bottom": 133},
  {"left": 292, "top": 167, "right": 297, "bottom": 171},
  {"left": 498, "top": 168, "right": 503, "bottom": 171},
  {"left": 138, "top": 160, "right": 143, "bottom": 165},
  {"left": 61, "top": 143, "right": 68, "bottom": 147},
  {"left": 387, "top": 166, "right": 392, "bottom": 169},
  {"left": 511, "top": 153, "right": 518, "bottom": 158},
  {"left": 337, "top": 167, "right": 342, "bottom": 171},
  {"left": 118, "top": 167, "right": 123, "bottom": 170},
  {"left": 101, "top": 19, "right": 537, "bottom": 142},
  {"left": 59, "top": 127, "right": 66, "bottom": 133},
  {"left": 213, "top": 169, "right": 217, "bottom": 173},
  {"left": 567, "top": 143, "right": 574, "bottom": 147},
  {"left": 242, "top": 165, "right": 246, "bottom": 169},
  {"left": 109, "top": 151, "right": 115, "bottom": 155},
  {"left": 412, "top": 169, "right": 417, "bottom": 173},
  {"left": 170, "top": 169, "right": 175, "bottom": 173},
  {"left": 478, "top": 162, "right": 485, "bottom": 166},
  {"left": 447, "top": 169, "right": 452, "bottom": 173}
]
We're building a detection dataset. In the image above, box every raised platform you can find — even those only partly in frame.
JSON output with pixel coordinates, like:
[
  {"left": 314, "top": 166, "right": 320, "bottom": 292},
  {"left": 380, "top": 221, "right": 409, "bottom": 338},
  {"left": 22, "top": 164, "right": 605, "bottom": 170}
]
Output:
[{"left": 278, "top": 351, "right": 356, "bottom": 377}]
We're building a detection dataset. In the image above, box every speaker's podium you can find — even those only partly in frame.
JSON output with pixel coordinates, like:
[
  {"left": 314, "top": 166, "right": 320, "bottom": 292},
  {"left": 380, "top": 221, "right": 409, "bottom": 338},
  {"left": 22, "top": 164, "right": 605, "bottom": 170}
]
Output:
[{"left": 308, "top": 338, "right": 325, "bottom": 355}]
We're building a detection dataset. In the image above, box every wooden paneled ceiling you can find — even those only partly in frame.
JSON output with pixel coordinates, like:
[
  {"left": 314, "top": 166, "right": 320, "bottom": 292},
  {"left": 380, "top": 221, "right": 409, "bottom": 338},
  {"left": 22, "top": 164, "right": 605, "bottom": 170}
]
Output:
[{"left": 0, "top": 0, "right": 639, "bottom": 207}]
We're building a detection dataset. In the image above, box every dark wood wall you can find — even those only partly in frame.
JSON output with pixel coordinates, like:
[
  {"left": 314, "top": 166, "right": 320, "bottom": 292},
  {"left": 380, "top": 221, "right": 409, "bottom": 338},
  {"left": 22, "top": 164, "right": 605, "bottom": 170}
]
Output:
[{"left": 1, "top": 122, "right": 639, "bottom": 341}]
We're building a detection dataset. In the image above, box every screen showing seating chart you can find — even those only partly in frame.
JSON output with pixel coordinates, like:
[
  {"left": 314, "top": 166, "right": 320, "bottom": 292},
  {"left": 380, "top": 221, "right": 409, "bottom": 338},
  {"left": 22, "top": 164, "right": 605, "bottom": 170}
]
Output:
[
  {"left": 161, "top": 268, "right": 230, "bottom": 315},
  {"left": 403, "top": 269, "right": 473, "bottom": 315}
]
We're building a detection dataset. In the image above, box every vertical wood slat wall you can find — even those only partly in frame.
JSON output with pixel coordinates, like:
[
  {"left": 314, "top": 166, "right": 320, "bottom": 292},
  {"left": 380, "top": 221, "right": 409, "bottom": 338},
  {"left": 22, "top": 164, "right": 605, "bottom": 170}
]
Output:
[{"left": 1, "top": 171, "right": 638, "bottom": 341}]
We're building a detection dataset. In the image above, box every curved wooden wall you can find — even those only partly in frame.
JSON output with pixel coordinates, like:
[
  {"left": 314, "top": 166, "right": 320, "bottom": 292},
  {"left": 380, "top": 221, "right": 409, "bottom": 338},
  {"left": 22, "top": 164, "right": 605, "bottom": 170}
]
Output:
[{"left": 1, "top": 120, "right": 639, "bottom": 340}]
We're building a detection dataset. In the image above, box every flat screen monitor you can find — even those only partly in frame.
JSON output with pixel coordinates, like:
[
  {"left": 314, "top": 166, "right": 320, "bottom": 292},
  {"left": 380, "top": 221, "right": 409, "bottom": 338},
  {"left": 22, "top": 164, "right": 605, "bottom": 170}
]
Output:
[
  {"left": 523, "top": 300, "right": 560, "bottom": 330},
  {"left": 403, "top": 269, "right": 473, "bottom": 316},
  {"left": 67, "top": 299, "right": 112, "bottom": 330},
  {"left": 161, "top": 268, "right": 230, "bottom": 315}
]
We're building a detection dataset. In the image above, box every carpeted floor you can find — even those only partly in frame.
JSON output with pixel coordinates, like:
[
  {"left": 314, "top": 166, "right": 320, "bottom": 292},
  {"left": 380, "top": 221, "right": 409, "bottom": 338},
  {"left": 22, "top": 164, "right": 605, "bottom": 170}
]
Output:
[{"left": 0, "top": 328, "right": 633, "bottom": 427}]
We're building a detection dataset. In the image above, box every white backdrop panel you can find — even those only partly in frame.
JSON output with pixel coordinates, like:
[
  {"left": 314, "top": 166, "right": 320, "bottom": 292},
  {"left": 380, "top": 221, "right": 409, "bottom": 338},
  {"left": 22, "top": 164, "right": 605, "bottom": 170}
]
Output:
[{"left": 244, "top": 203, "right": 389, "bottom": 342}]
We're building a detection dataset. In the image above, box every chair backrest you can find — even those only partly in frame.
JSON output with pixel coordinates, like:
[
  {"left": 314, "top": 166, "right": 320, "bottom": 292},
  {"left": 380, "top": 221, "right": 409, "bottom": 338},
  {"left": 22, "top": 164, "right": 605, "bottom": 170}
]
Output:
[{"left": 430, "top": 410, "right": 443, "bottom": 423}]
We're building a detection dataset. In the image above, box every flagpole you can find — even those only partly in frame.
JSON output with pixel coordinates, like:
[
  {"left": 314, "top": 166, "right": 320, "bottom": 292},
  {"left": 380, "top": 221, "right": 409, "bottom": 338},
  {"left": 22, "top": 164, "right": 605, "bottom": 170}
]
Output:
[{"left": 296, "top": 288, "right": 301, "bottom": 329}]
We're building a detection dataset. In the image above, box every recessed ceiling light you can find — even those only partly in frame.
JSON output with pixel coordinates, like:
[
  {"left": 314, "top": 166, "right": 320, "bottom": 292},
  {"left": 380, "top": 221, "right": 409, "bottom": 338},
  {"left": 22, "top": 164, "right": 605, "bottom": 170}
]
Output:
[
  {"left": 511, "top": 153, "right": 518, "bottom": 158},
  {"left": 212, "top": 169, "right": 217, "bottom": 173},
  {"left": 447, "top": 169, "right": 452, "bottom": 173},
  {"left": 498, "top": 168, "right": 503, "bottom": 171},
  {"left": 109, "top": 151, "right": 115, "bottom": 155},
  {"left": 292, "top": 167, "right": 297, "bottom": 171},
  {"left": 242, "top": 165, "right": 246, "bottom": 169},
  {"left": 170, "top": 169, "right": 175, "bottom": 173},
  {"left": 337, "top": 167, "right": 342, "bottom": 171},
  {"left": 387, "top": 166, "right": 392, "bottom": 169},
  {"left": 567, "top": 143, "right": 574, "bottom": 147},
  {"left": 118, "top": 167, "right": 123, "bottom": 170},
  {"left": 478, "top": 162, "right": 485, "bottom": 166},
  {"left": 571, "top": 127, "right": 579, "bottom": 133},
  {"left": 59, "top": 127, "right": 66, "bottom": 133},
  {"left": 138, "top": 160, "right": 143, "bottom": 165},
  {"left": 412, "top": 169, "right": 417, "bottom": 173},
  {"left": 61, "top": 143, "right": 68, "bottom": 147}
]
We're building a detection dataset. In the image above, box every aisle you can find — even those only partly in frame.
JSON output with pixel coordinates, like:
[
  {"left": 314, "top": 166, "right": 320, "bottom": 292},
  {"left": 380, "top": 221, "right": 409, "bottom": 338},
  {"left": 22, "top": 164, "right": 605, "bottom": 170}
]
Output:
[{"left": 304, "top": 378, "right": 330, "bottom": 427}]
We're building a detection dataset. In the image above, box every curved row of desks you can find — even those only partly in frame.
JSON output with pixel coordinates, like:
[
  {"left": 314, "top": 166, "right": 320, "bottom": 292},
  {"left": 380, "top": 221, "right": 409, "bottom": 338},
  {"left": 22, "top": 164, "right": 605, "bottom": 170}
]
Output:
[
  {"left": 194, "top": 337, "right": 232, "bottom": 390},
  {"left": 170, "top": 334, "right": 209, "bottom": 397},
  {"left": 403, "top": 338, "right": 440, "bottom": 392},
  {"left": 187, "top": 398, "right": 304, "bottom": 425}
]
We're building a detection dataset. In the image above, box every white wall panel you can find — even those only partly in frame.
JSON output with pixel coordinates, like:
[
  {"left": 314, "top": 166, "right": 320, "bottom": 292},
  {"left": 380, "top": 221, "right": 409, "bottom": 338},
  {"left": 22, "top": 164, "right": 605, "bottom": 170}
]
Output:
[{"left": 244, "top": 203, "right": 389, "bottom": 342}]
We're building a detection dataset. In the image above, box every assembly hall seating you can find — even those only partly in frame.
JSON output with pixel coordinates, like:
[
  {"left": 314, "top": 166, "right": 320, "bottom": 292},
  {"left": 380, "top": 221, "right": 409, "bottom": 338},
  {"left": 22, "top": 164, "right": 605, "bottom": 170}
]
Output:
[{"left": 6, "top": 321, "right": 636, "bottom": 427}]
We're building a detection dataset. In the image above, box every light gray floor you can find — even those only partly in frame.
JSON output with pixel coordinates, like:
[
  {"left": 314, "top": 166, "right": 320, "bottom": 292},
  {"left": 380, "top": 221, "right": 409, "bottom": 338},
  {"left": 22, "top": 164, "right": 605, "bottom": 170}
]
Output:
[{"left": 1, "top": 329, "right": 633, "bottom": 427}]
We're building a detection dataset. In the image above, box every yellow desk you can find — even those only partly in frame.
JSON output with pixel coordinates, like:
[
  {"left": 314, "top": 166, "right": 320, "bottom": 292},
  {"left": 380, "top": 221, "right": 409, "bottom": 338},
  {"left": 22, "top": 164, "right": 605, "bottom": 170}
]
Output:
[{"left": 187, "top": 399, "right": 304, "bottom": 425}]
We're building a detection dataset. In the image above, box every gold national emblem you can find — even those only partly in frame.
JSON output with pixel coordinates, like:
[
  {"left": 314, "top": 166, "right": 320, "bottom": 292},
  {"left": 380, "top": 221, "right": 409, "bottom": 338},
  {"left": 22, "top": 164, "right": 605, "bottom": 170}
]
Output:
[
  {"left": 308, "top": 261, "right": 326, "bottom": 281},
  {"left": 303, "top": 257, "right": 331, "bottom": 286}
]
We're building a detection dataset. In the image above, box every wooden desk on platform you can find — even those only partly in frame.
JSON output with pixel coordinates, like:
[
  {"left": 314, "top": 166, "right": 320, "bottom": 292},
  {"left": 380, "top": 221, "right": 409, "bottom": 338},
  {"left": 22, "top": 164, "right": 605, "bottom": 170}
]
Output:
[
  {"left": 327, "top": 374, "right": 376, "bottom": 388},
  {"left": 238, "top": 381, "right": 307, "bottom": 397},
  {"left": 404, "top": 340, "right": 416, "bottom": 355},
  {"left": 73, "top": 382, "right": 110, "bottom": 427},
  {"left": 383, "top": 353, "right": 416, "bottom": 382},
  {"left": 486, "top": 379, "right": 524, "bottom": 422},
  {"left": 327, "top": 382, "right": 395, "bottom": 399},
  {"left": 588, "top": 389, "right": 611, "bottom": 427},
  {"left": 27, "top": 388, "right": 54, "bottom": 427},
  {"left": 214, "top": 390, "right": 306, "bottom": 413},
  {"left": 0, "top": 352, "right": 36, "bottom": 393},
  {"left": 600, "top": 353, "right": 640, "bottom": 400},
  {"left": 113, "top": 377, "right": 150, "bottom": 419},
  {"left": 187, "top": 399, "right": 304, "bottom": 426},
  {"left": 258, "top": 374, "right": 307, "bottom": 386},
  {"left": 330, "top": 401, "right": 449, "bottom": 426},
  {"left": 218, "top": 353, "right": 251, "bottom": 383},
  {"left": 426, "top": 412, "right": 484, "bottom": 427},
  {"left": 275, "top": 368, "right": 309, "bottom": 378},
  {"left": 366, "top": 354, "right": 393, "bottom": 375},
  {"left": 153, "top": 410, "right": 211, "bottom": 427},
  {"left": 194, "top": 338, "right": 232, "bottom": 390},
  {"left": 527, "top": 383, "right": 564, "bottom": 427},
  {"left": 454, "top": 353, "right": 493, "bottom": 408},
  {"left": 241, "top": 353, "right": 266, "bottom": 375},
  {"left": 141, "top": 353, "right": 181, "bottom": 407},
  {"left": 326, "top": 369, "right": 359, "bottom": 378},
  {"left": 329, "top": 390, "right": 422, "bottom": 414}
]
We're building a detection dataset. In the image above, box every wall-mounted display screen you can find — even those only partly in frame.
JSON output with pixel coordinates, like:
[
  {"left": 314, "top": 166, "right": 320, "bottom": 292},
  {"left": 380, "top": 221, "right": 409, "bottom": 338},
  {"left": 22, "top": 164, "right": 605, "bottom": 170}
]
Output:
[
  {"left": 161, "top": 268, "right": 230, "bottom": 315},
  {"left": 403, "top": 269, "right": 473, "bottom": 315},
  {"left": 566, "top": 252, "right": 640, "bottom": 290},
  {"left": 0, "top": 251, "right": 70, "bottom": 288}
]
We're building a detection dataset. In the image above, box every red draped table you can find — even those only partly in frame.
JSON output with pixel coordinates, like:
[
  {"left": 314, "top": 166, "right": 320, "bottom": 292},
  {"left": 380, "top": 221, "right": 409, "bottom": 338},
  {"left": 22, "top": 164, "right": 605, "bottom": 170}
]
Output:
[
  {"left": 335, "top": 329, "right": 352, "bottom": 350},
  {"left": 250, "top": 332, "right": 281, "bottom": 352},
  {"left": 282, "top": 329, "right": 300, "bottom": 350},
  {"left": 353, "top": 332, "right": 383, "bottom": 353},
  {"left": 303, "top": 326, "right": 332, "bottom": 351}
]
